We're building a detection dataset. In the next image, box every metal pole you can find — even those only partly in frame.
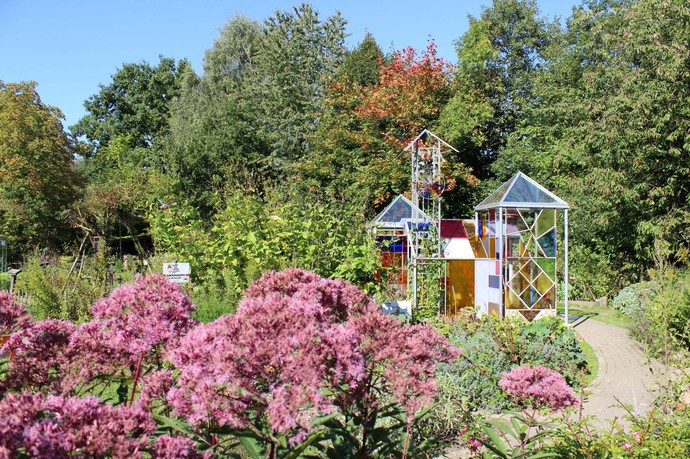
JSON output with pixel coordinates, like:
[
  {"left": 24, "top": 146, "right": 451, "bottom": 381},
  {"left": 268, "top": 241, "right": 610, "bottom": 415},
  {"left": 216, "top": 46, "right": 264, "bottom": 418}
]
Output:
[
  {"left": 564, "top": 209, "right": 569, "bottom": 326},
  {"left": 498, "top": 208, "right": 504, "bottom": 318}
]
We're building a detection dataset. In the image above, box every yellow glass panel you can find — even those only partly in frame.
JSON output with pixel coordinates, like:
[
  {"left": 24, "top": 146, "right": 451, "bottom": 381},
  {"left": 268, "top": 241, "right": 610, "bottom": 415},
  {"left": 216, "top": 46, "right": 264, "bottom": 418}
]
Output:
[
  {"left": 446, "top": 261, "right": 475, "bottom": 315},
  {"left": 534, "top": 271, "right": 554, "bottom": 296},
  {"left": 506, "top": 287, "right": 522, "bottom": 309}
]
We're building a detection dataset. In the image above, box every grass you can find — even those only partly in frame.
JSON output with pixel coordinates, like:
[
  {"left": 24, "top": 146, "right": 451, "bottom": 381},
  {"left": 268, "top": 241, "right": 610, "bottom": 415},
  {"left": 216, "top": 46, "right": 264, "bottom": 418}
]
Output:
[
  {"left": 559, "top": 300, "right": 631, "bottom": 329},
  {"left": 190, "top": 293, "right": 235, "bottom": 323},
  {"left": 578, "top": 338, "right": 599, "bottom": 386}
]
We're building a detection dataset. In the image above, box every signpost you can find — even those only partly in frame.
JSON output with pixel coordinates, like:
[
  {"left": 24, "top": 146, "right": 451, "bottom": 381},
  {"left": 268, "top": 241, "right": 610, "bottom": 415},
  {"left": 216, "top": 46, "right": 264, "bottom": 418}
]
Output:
[
  {"left": 163, "top": 262, "right": 190, "bottom": 283},
  {"left": 0, "top": 237, "right": 6, "bottom": 273}
]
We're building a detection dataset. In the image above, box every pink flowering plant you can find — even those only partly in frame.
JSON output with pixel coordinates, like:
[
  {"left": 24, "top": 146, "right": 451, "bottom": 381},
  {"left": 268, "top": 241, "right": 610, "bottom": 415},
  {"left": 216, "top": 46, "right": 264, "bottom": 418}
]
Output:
[
  {"left": 0, "top": 269, "right": 457, "bottom": 458},
  {"left": 0, "top": 391, "right": 155, "bottom": 458},
  {"left": 499, "top": 365, "right": 580, "bottom": 412},
  {"left": 167, "top": 269, "right": 458, "bottom": 458},
  {"left": 64, "top": 274, "right": 197, "bottom": 399},
  {"left": 0, "top": 391, "right": 213, "bottom": 458},
  {"left": 476, "top": 365, "right": 580, "bottom": 458},
  {"left": 2, "top": 275, "right": 198, "bottom": 403},
  {"left": 0, "top": 291, "right": 32, "bottom": 336},
  {"left": 1, "top": 319, "right": 76, "bottom": 393}
]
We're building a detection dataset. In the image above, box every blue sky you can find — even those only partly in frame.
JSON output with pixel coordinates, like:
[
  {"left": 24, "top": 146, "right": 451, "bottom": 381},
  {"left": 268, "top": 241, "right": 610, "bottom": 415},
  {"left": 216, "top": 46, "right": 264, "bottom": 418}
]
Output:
[{"left": 1, "top": 0, "right": 577, "bottom": 130}]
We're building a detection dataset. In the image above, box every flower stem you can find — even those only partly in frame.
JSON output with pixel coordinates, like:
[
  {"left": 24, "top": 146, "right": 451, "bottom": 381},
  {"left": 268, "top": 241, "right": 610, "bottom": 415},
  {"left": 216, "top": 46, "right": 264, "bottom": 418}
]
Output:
[{"left": 128, "top": 354, "right": 144, "bottom": 407}]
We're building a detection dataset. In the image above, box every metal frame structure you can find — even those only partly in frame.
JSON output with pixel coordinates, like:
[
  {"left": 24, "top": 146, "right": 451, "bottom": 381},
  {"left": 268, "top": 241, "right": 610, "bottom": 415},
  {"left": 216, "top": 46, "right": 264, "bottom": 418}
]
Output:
[
  {"left": 402, "top": 130, "right": 458, "bottom": 317},
  {"left": 474, "top": 172, "right": 570, "bottom": 324}
]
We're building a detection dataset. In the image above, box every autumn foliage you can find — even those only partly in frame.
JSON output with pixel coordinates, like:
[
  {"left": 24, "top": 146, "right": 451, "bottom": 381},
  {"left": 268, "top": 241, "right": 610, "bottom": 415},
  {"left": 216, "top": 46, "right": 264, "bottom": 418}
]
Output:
[{"left": 355, "top": 42, "right": 451, "bottom": 150}]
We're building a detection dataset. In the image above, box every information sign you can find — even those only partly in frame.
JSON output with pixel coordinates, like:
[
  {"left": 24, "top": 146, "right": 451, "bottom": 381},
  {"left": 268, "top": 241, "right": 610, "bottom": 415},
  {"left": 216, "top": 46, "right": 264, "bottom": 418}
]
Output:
[{"left": 163, "top": 262, "right": 191, "bottom": 283}]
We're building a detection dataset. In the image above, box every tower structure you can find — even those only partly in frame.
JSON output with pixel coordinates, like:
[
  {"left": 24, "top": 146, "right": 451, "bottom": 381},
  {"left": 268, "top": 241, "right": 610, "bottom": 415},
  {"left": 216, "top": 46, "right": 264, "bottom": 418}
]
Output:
[{"left": 403, "top": 130, "right": 457, "bottom": 317}]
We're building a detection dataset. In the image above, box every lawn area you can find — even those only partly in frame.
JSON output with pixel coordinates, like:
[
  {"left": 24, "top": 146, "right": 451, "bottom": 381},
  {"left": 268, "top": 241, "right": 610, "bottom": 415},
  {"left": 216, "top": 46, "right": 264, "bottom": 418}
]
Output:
[
  {"left": 559, "top": 300, "right": 631, "bottom": 329},
  {"left": 577, "top": 337, "right": 599, "bottom": 386}
]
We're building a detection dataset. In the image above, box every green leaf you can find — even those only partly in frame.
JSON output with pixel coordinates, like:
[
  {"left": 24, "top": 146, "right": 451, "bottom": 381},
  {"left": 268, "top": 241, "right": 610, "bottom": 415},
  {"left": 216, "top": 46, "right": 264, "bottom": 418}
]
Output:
[
  {"left": 151, "top": 414, "right": 198, "bottom": 439},
  {"left": 238, "top": 435, "right": 265, "bottom": 459}
]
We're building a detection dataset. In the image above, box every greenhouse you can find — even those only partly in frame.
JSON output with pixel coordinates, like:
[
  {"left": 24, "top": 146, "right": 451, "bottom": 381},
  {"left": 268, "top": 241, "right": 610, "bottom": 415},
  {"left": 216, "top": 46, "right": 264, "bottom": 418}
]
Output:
[{"left": 371, "top": 138, "right": 570, "bottom": 322}]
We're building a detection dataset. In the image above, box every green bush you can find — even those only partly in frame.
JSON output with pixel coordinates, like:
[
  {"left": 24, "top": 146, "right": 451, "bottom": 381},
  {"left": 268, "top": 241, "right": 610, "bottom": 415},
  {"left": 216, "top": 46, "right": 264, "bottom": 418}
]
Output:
[
  {"left": 626, "top": 269, "right": 690, "bottom": 360},
  {"left": 612, "top": 281, "right": 655, "bottom": 318},
  {"left": 519, "top": 316, "right": 588, "bottom": 386},
  {"left": 0, "top": 273, "right": 10, "bottom": 291},
  {"left": 147, "top": 189, "right": 381, "bottom": 313},
  {"left": 418, "top": 315, "right": 589, "bottom": 448},
  {"left": 15, "top": 253, "right": 134, "bottom": 322}
]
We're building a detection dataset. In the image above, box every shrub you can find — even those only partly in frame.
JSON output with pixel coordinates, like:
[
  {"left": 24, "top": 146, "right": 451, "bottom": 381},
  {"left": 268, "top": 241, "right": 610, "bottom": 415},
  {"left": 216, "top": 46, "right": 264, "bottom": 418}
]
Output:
[
  {"left": 15, "top": 253, "right": 134, "bottom": 323},
  {"left": 612, "top": 281, "right": 655, "bottom": 318},
  {"left": 518, "top": 317, "right": 588, "bottom": 386},
  {"left": 418, "top": 314, "right": 588, "bottom": 451},
  {"left": 626, "top": 269, "right": 690, "bottom": 360}
]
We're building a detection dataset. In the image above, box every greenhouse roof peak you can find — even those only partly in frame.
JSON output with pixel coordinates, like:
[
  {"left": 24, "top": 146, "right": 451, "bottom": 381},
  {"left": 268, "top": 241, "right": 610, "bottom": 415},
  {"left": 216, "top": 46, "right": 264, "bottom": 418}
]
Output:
[
  {"left": 370, "top": 195, "right": 432, "bottom": 229},
  {"left": 475, "top": 172, "right": 569, "bottom": 211}
]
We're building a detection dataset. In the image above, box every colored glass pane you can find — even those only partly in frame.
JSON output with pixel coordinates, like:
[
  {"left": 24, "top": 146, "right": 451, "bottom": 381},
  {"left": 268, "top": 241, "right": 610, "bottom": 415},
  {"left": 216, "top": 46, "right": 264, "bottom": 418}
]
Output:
[
  {"left": 536, "top": 209, "right": 556, "bottom": 237},
  {"left": 535, "top": 258, "right": 556, "bottom": 280},
  {"left": 538, "top": 228, "right": 557, "bottom": 258}
]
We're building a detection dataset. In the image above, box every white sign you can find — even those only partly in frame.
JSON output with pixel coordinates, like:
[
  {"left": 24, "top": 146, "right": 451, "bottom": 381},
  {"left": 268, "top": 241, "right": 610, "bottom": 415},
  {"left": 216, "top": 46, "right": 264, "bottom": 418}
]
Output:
[{"left": 163, "top": 262, "right": 191, "bottom": 283}]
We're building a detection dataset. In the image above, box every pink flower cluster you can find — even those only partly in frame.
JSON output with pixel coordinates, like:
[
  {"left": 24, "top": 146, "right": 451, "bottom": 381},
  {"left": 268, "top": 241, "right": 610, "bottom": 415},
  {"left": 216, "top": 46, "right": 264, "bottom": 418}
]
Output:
[
  {"left": 89, "top": 273, "right": 197, "bottom": 363},
  {"left": 2, "top": 320, "right": 76, "bottom": 392},
  {"left": 0, "top": 392, "right": 155, "bottom": 458},
  {"left": 68, "top": 274, "right": 195, "bottom": 392},
  {"left": 169, "top": 269, "right": 458, "bottom": 442},
  {"left": 0, "top": 291, "right": 31, "bottom": 336},
  {"left": 3, "top": 275, "right": 197, "bottom": 395},
  {"left": 499, "top": 365, "right": 580, "bottom": 411},
  {"left": 152, "top": 435, "right": 211, "bottom": 459}
]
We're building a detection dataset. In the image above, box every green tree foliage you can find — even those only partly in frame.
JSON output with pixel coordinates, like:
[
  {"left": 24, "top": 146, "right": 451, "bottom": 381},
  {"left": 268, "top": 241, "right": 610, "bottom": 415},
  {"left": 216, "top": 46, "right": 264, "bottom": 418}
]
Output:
[
  {"left": 0, "top": 81, "right": 80, "bottom": 259},
  {"left": 71, "top": 56, "right": 188, "bottom": 154},
  {"left": 439, "top": 0, "right": 557, "bottom": 179},
  {"left": 147, "top": 188, "right": 380, "bottom": 309},
  {"left": 165, "top": 5, "right": 347, "bottom": 208},
  {"left": 496, "top": 0, "right": 690, "bottom": 294}
]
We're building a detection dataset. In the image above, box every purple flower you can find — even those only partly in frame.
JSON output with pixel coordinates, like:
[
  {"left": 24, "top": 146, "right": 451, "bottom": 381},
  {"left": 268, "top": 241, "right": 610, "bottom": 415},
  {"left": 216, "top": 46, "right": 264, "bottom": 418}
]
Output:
[
  {"left": 499, "top": 365, "right": 580, "bottom": 411},
  {"left": 90, "top": 274, "right": 197, "bottom": 363},
  {"left": 0, "top": 291, "right": 31, "bottom": 336},
  {"left": 169, "top": 269, "right": 458, "bottom": 443},
  {"left": 2, "top": 320, "right": 75, "bottom": 392},
  {"left": 169, "top": 292, "right": 363, "bottom": 439},
  {"left": 622, "top": 442, "right": 633, "bottom": 450},
  {"left": 152, "top": 435, "right": 211, "bottom": 458},
  {"left": 135, "top": 369, "right": 174, "bottom": 412},
  {"left": 0, "top": 392, "right": 155, "bottom": 458},
  {"left": 63, "top": 274, "right": 197, "bottom": 393}
]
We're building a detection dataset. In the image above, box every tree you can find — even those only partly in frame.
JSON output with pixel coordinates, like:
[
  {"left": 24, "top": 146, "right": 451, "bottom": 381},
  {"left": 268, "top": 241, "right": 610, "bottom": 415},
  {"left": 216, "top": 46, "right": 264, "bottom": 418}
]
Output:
[
  {"left": 165, "top": 5, "right": 348, "bottom": 209},
  {"left": 164, "top": 15, "right": 269, "bottom": 208},
  {"left": 438, "top": 0, "right": 558, "bottom": 179},
  {"left": 0, "top": 81, "right": 80, "bottom": 258},
  {"left": 253, "top": 3, "right": 348, "bottom": 169},
  {"left": 300, "top": 41, "right": 472, "bottom": 215},
  {"left": 495, "top": 0, "right": 690, "bottom": 295},
  {"left": 71, "top": 56, "right": 189, "bottom": 154}
]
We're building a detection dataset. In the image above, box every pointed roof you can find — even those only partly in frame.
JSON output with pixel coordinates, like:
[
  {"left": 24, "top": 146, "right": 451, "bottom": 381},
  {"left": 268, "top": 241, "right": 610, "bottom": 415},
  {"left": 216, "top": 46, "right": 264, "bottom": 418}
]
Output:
[
  {"left": 370, "top": 195, "right": 431, "bottom": 229},
  {"left": 402, "top": 129, "right": 458, "bottom": 154},
  {"left": 475, "top": 172, "right": 569, "bottom": 211}
]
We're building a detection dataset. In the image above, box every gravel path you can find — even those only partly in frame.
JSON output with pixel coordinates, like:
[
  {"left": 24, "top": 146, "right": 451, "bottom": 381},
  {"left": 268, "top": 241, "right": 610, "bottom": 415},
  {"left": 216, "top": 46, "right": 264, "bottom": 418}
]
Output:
[{"left": 574, "top": 318, "right": 665, "bottom": 426}]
